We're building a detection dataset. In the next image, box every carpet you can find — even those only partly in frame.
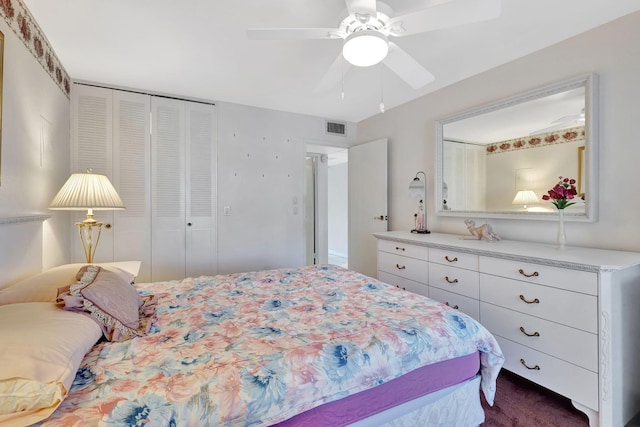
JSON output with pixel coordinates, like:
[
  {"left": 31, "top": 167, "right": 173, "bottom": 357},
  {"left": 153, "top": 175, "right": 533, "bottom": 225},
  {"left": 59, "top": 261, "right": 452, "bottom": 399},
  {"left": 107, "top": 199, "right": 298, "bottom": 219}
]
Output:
[{"left": 481, "top": 370, "right": 589, "bottom": 426}]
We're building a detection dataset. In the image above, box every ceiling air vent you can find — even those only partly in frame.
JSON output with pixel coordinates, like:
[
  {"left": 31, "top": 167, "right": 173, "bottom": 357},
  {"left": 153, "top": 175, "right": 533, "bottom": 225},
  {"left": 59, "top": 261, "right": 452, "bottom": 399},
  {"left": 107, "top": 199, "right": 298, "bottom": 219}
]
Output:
[{"left": 326, "top": 121, "right": 346, "bottom": 136}]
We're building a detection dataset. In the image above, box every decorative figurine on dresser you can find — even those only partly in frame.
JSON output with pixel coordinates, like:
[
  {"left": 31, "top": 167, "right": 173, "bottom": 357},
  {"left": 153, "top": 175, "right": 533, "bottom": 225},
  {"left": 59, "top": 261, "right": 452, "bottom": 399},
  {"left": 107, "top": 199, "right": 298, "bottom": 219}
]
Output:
[{"left": 462, "top": 219, "right": 501, "bottom": 242}]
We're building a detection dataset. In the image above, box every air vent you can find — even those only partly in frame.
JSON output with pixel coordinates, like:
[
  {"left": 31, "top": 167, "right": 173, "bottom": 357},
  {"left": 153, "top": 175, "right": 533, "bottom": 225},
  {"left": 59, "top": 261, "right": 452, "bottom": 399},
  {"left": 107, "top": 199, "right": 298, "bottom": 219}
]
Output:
[{"left": 326, "top": 121, "right": 346, "bottom": 136}]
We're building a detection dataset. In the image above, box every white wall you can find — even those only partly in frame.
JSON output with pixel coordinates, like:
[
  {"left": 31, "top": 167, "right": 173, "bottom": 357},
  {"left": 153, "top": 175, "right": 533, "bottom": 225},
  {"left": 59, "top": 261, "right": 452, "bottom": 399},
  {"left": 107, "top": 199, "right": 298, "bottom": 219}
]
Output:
[
  {"left": 216, "top": 101, "right": 353, "bottom": 274},
  {"left": 357, "top": 11, "right": 640, "bottom": 252},
  {"left": 0, "top": 21, "right": 70, "bottom": 286}
]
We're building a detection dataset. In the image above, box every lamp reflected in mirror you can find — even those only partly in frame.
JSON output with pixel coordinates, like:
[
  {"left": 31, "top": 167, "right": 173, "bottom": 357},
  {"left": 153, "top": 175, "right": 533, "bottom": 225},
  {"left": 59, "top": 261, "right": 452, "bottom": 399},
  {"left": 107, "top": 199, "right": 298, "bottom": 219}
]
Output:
[{"left": 512, "top": 190, "right": 539, "bottom": 211}]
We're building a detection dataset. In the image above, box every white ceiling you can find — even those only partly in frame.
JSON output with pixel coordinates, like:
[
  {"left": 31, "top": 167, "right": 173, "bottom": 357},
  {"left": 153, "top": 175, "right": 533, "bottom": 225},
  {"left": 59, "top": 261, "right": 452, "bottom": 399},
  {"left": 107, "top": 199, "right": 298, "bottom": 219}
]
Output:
[{"left": 23, "top": 0, "right": 640, "bottom": 123}]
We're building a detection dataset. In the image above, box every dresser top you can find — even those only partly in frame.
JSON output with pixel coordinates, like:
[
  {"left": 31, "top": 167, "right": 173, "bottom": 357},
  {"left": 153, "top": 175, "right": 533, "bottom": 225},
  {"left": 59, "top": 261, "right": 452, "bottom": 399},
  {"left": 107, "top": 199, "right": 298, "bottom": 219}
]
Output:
[{"left": 374, "top": 231, "right": 640, "bottom": 272}]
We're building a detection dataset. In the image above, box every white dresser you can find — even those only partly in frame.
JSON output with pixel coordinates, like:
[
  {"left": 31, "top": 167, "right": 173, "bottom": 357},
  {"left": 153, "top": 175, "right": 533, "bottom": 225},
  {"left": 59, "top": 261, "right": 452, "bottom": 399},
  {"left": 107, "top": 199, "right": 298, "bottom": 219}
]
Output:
[{"left": 375, "top": 231, "right": 640, "bottom": 427}]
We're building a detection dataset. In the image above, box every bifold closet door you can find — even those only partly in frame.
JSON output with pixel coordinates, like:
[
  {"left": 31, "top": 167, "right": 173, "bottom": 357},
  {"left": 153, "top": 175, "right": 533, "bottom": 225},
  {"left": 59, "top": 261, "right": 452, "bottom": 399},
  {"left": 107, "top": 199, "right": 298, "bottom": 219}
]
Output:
[
  {"left": 185, "top": 103, "right": 217, "bottom": 278},
  {"left": 151, "top": 97, "right": 186, "bottom": 281},
  {"left": 71, "top": 85, "right": 114, "bottom": 263},
  {"left": 112, "top": 91, "right": 152, "bottom": 282}
]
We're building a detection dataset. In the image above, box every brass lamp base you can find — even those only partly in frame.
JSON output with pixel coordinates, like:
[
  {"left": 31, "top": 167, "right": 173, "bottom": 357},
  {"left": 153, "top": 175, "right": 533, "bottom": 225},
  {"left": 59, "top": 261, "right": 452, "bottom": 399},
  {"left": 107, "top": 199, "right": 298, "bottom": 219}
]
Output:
[{"left": 76, "top": 221, "right": 104, "bottom": 263}]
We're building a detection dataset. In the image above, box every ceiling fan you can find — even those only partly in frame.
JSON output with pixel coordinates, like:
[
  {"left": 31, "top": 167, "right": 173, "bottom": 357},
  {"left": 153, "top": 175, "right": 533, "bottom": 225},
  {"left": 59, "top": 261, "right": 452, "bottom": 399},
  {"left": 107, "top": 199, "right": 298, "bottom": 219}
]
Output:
[
  {"left": 530, "top": 108, "right": 586, "bottom": 135},
  {"left": 247, "top": 0, "right": 501, "bottom": 90}
]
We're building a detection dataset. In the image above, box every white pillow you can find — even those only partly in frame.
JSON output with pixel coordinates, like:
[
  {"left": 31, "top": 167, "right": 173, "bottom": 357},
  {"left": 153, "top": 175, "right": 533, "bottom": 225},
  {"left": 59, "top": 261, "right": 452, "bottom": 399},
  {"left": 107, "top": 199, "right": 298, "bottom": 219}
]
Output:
[{"left": 0, "top": 302, "right": 102, "bottom": 425}]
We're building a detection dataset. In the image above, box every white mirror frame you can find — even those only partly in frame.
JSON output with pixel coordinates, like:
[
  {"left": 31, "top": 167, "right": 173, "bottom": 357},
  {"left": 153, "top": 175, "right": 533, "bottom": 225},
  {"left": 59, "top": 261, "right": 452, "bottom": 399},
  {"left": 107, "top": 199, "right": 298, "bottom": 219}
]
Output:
[{"left": 435, "top": 74, "right": 598, "bottom": 222}]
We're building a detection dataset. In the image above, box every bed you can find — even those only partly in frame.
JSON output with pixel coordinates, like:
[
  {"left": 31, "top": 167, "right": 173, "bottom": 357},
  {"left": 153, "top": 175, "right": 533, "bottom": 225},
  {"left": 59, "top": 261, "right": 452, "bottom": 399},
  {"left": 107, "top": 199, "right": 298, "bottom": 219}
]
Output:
[{"left": 0, "top": 263, "right": 503, "bottom": 426}]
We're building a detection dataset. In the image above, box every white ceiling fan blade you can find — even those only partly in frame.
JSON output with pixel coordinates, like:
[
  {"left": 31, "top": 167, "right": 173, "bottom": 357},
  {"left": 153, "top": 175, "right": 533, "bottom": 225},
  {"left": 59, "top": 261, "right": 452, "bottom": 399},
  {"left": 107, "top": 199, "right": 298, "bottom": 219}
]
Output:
[
  {"left": 314, "top": 53, "right": 352, "bottom": 94},
  {"left": 384, "top": 42, "right": 434, "bottom": 89},
  {"left": 345, "top": 0, "right": 377, "bottom": 17},
  {"left": 247, "top": 28, "right": 343, "bottom": 40},
  {"left": 387, "top": 0, "right": 501, "bottom": 37}
]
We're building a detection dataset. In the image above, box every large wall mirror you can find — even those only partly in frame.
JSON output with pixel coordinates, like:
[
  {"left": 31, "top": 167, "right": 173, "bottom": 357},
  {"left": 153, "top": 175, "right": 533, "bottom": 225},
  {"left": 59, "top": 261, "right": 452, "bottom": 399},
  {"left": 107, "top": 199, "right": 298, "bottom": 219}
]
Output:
[{"left": 435, "top": 74, "right": 598, "bottom": 221}]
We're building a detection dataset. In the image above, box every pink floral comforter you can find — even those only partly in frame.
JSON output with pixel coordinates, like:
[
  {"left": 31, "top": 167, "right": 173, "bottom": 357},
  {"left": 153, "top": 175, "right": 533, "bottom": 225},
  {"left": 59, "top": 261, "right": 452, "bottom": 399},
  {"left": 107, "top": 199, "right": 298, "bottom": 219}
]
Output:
[{"left": 41, "top": 265, "right": 503, "bottom": 426}]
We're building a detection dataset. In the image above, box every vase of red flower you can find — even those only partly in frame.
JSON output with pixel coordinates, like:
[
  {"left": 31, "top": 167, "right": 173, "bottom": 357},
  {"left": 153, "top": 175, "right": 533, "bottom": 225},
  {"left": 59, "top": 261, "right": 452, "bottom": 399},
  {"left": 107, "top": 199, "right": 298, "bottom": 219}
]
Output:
[
  {"left": 557, "top": 209, "right": 567, "bottom": 249},
  {"left": 542, "top": 176, "right": 578, "bottom": 249}
]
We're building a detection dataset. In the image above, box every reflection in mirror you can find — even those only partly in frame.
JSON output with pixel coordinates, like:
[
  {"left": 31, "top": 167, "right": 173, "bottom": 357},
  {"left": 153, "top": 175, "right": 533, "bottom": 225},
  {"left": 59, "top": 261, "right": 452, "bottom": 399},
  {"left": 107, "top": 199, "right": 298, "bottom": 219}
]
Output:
[
  {"left": 0, "top": 30, "right": 3, "bottom": 186},
  {"left": 435, "top": 74, "right": 597, "bottom": 221}
]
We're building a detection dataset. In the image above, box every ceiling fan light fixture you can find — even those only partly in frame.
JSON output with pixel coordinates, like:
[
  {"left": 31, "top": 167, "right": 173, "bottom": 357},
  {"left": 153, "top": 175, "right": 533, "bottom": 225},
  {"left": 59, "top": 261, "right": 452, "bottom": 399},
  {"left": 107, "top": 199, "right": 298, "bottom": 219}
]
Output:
[{"left": 342, "top": 30, "right": 389, "bottom": 67}]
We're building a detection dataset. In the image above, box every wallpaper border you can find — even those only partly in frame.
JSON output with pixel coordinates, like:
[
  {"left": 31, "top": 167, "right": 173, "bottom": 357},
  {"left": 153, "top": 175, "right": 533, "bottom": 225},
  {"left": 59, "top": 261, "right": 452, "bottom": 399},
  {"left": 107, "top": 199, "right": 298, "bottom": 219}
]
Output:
[
  {"left": 0, "top": 0, "right": 70, "bottom": 98},
  {"left": 485, "top": 126, "right": 585, "bottom": 155}
]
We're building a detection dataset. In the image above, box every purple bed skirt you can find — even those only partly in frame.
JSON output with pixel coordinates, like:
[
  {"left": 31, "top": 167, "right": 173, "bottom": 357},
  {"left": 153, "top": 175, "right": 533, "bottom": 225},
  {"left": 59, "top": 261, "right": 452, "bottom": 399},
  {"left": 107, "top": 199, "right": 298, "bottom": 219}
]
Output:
[{"left": 273, "top": 350, "right": 481, "bottom": 426}]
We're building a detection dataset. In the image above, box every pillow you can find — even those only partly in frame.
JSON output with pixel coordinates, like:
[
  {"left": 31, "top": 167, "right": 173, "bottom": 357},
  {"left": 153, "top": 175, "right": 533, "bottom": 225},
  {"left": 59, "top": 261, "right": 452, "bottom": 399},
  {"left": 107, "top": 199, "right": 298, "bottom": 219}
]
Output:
[
  {"left": 0, "top": 261, "right": 140, "bottom": 306},
  {"left": 0, "top": 302, "right": 102, "bottom": 426},
  {"left": 58, "top": 266, "right": 156, "bottom": 342}
]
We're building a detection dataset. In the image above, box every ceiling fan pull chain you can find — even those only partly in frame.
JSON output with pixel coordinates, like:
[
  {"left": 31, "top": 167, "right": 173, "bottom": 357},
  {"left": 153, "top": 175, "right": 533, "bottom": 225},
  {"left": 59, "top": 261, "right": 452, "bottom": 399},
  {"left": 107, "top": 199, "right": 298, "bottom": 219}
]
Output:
[{"left": 379, "top": 64, "right": 385, "bottom": 113}]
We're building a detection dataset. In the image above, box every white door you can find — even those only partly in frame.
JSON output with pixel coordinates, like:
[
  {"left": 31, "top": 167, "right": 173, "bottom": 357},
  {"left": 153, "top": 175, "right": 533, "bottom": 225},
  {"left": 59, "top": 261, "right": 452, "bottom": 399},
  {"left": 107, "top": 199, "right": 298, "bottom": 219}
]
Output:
[
  {"left": 185, "top": 102, "right": 217, "bottom": 278},
  {"left": 151, "top": 97, "right": 186, "bottom": 281},
  {"left": 112, "top": 90, "right": 152, "bottom": 282},
  {"left": 348, "top": 138, "right": 388, "bottom": 278},
  {"left": 71, "top": 84, "right": 114, "bottom": 263}
]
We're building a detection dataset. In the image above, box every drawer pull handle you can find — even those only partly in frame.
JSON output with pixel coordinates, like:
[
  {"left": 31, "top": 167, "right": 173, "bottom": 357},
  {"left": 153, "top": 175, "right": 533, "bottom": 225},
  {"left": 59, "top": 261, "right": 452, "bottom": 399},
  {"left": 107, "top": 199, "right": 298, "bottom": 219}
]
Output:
[
  {"left": 519, "top": 326, "right": 540, "bottom": 337},
  {"left": 518, "top": 269, "right": 539, "bottom": 278},
  {"left": 445, "top": 256, "right": 458, "bottom": 263},
  {"left": 395, "top": 285, "right": 406, "bottom": 290},
  {"left": 445, "top": 276, "right": 459, "bottom": 284},
  {"left": 520, "top": 359, "right": 541, "bottom": 370},
  {"left": 396, "top": 264, "right": 406, "bottom": 270},
  {"left": 395, "top": 246, "right": 406, "bottom": 251},
  {"left": 445, "top": 302, "right": 459, "bottom": 309},
  {"left": 519, "top": 294, "right": 540, "bottom": 304}
]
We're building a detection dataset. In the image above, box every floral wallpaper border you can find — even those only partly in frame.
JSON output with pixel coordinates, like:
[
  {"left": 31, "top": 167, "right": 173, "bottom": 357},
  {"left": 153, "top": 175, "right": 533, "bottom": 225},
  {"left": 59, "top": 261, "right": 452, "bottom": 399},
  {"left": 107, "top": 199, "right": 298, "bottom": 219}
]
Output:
[
  {"left": 486, "top": 126, "right": 585, "bottom": 155},
  {"left": 0, "top": 0, "right": 70, "bottom": 98}
]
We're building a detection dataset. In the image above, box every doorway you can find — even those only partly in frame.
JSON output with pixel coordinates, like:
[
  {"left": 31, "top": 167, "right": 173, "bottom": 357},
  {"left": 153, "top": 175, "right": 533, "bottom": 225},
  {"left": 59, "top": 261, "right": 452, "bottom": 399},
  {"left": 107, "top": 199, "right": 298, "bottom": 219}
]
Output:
[{"left": 305, "top": 147, "right": 348, "bottom": 268}]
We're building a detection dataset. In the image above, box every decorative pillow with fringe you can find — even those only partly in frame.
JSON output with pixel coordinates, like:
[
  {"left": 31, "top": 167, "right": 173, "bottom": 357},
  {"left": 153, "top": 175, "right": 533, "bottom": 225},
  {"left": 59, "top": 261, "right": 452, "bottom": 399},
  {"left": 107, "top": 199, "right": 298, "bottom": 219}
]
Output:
[{"left": 58, "top": 266, "right": 156, "bottom": 342}]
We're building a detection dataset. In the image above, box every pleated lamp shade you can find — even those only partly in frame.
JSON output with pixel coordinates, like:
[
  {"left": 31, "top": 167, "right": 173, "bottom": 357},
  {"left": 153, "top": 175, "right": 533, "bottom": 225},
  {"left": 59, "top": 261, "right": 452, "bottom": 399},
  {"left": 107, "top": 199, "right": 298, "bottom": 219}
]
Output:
[
  {"left": 511, "top": 190, "right": 539, "bottom": 207},
  {"left": 49, "top": 170, "right": 125, "bottom": 211}
]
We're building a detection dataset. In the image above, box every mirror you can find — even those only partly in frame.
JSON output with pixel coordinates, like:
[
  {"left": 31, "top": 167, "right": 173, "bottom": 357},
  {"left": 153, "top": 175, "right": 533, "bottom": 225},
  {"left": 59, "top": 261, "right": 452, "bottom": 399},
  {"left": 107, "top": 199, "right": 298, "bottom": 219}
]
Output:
[{"left": 435, "top": 74, "right": 598, "bottom": 221}]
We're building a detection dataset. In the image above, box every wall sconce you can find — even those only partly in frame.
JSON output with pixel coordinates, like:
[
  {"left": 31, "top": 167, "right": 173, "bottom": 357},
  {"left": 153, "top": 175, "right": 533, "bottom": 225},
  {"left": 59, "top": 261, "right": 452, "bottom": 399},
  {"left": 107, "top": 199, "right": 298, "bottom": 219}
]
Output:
[
  {"left": 49, "top": 169, "right": 125, "bottom": 263},
  {"left": 409, "top": 171, "right": 430, "bottom": 234},
  {"left": 512, "top": 190, "right": 539, "bottom": 210}
]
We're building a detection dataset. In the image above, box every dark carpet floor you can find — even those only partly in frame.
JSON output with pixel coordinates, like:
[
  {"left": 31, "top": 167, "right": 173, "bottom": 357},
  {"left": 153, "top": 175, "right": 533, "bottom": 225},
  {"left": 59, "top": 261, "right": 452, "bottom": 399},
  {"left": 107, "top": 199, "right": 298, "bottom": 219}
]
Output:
[{"left": 481, "top": 370, "right": 590, "bottom": 427}]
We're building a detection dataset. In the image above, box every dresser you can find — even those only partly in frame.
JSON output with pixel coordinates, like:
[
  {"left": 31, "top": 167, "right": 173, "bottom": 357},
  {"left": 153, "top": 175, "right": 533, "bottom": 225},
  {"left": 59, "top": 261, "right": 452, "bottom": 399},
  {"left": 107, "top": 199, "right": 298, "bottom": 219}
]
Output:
[{"left": 375, "top": 231, "right": 640, "bottom": 427}]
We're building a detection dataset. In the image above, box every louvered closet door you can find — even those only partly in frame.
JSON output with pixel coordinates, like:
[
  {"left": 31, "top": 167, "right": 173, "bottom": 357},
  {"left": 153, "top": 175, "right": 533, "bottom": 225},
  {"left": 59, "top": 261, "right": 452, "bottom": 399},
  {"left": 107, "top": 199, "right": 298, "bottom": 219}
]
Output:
[
  {"left": 112, "top": 91, "right": 152, "bottom": 282},
  {"left": 151, "top": 97, "right": 186, "bottom": 281},
  {"left": 71, "top": 85, "right": 114, "bottom": 262},
  {"left": 185, "top": 102, "right": 217, "bottom": 277}
]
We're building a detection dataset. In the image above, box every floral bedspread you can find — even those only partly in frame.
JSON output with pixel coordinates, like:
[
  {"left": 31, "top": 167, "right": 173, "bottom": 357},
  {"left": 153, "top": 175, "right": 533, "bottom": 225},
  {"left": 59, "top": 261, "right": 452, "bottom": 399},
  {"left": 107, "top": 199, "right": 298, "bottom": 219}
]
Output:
[{"left": 41, "top": 264, "right": 503, "bottom": 426}]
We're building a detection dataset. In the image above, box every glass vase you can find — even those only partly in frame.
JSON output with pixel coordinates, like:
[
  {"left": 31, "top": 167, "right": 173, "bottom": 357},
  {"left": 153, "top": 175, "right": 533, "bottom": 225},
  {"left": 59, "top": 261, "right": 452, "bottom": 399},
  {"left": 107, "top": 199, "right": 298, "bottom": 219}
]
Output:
[{"left": 557, "top": 209, "right": 567, "bottom": 249}]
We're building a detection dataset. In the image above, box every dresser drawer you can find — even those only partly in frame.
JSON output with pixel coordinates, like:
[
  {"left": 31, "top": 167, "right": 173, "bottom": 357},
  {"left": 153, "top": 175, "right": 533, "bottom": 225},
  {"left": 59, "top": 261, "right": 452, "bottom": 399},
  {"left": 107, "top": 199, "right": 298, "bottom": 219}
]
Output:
[
  {"left": 479, "top": 256, "right": 597, "bottom": 295},
  {"left": 429, "top": 263, "right": 479, "bottom": 299},
  {"left": 481, "top": 302, "right": 597, "bottom": 371},
  {"left": 378, "top": 239, "right": 429, "bottom": 260},
  {"left": 480, "top": 274, "right": 597, "bottom": 333},
  {"left": 429, "top": 287, "right": 480, "bottom": 320},
  {"left": 429, "top": 248, "right": 478, "bottom": 271},
  {"left": 378, "top": 271, "right": 429, "bottom": 297},
  {"left": 497, "top": 336, "right": 598, "bottom": 411},
  {"left": 378, "top": 252, "right": 428, "bottom": 284}
]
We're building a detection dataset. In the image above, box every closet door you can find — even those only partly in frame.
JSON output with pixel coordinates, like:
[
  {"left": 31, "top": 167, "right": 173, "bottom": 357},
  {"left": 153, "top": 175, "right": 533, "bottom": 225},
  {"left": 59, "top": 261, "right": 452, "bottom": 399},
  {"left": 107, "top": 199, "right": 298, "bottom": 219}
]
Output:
[
  {"left": 71, "top": 85, "right": 114, "bottom": 262},
  {"left": 151, "top": 97, "right": 186, "bottom": 281},
  {"left": 185, "top": 102, "right": 217, "bottom": 277},
  {"left": 112, "top": 91, "right": 152, "bottom": 282}
]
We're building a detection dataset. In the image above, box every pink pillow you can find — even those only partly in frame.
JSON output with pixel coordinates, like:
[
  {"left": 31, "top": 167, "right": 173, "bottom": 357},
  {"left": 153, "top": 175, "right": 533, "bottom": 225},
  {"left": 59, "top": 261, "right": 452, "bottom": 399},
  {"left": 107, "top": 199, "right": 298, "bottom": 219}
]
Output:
[
  {"left": 58, "top": 266, "right": 155, "bottom": 342},
  {"left": 0, "top": 262, "right": 139, "bottom": 306}
]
